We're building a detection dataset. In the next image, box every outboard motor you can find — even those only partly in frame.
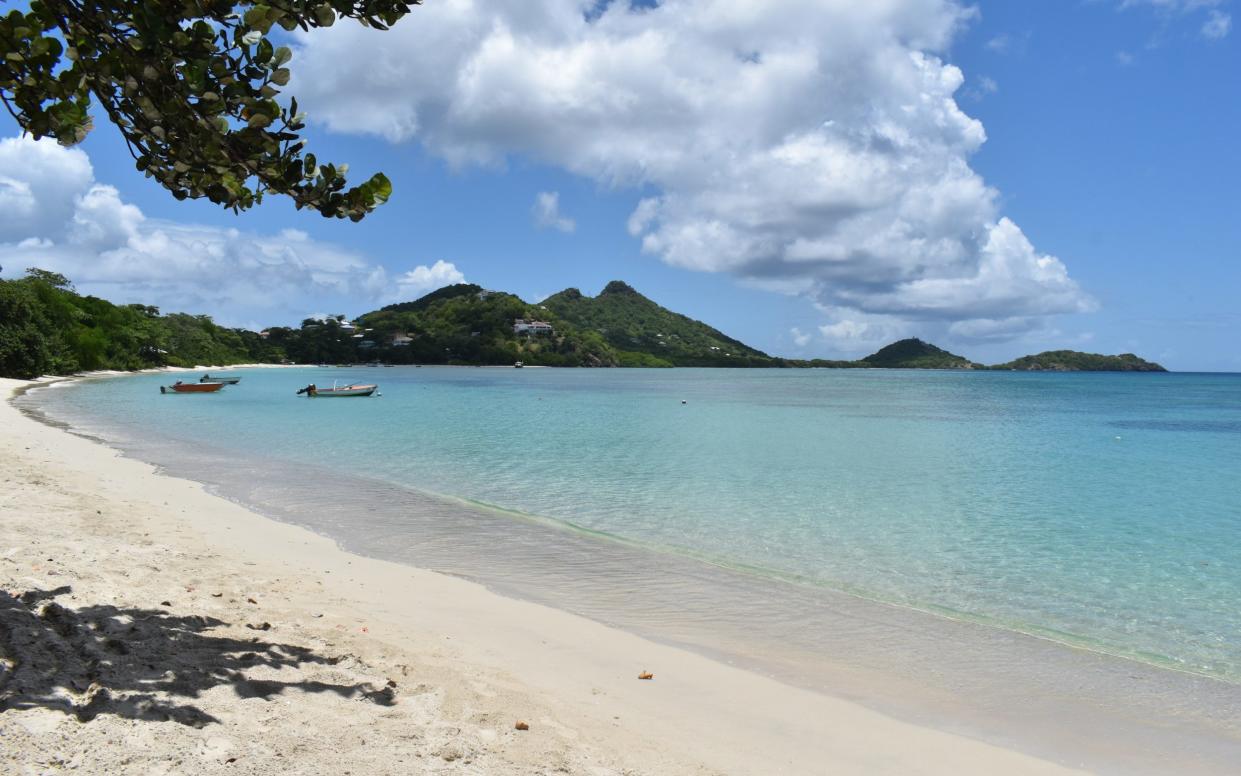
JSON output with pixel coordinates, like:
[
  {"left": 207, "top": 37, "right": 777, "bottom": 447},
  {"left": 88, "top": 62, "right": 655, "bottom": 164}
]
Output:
[{"left": 296, "top": 384, "right": 317, "bottom": 396}]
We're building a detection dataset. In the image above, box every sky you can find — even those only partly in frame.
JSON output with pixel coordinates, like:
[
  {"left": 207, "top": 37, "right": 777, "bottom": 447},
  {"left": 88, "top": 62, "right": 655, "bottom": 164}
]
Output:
[{"left": 1, "top": 0, "right": 1238, "bottom": 370}]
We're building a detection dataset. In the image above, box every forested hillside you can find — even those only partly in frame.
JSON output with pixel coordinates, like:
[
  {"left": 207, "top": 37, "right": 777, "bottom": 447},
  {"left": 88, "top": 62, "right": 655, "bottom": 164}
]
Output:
[
  {"left": 0, "top": 270, "right": 274, "bottom": 379},
  {"left": 542, "top": 281, "right": 776, "bottom": 367}
]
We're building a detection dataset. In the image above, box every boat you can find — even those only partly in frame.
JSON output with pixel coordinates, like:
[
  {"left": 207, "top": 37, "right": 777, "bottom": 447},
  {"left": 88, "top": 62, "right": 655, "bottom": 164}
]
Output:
[
  {"left": 296, "top": 381, "right": 378, "bottom": 398},
  {"left": 199, "top": 374, "right": 241, "bottom": 385},
  {"left": 514, "top": 361, "right": 524, "bottom": 368},
  {"left": 161, "top": 381, "right": 224, "bottom": 394}
]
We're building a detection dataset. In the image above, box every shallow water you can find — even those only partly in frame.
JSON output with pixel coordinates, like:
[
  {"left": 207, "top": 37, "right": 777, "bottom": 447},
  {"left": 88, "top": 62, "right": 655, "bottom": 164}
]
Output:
[
  {"left": 24, "top": 367, "right": 1241, "bottom": 682},
  {"left": 23, "top": 366, "right": 1241, "bottom": 772}
]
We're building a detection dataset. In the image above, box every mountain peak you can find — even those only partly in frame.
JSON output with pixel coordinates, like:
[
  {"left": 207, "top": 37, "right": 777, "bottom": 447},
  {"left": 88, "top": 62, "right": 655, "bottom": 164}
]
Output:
[
  {"left": 862, "top": 338, "right": 975, "bottom": 369},
  {"left": 600, "top": 280, "right": 640, "bottom": 297}
]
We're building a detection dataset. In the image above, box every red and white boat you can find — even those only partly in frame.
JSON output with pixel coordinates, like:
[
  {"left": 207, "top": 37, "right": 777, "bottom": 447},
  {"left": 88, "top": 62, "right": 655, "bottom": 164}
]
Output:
[
  {"left": 296, "top": 382, "right": 378, "bottom": 398},
  {"left": 161, "top": 381, "right": 224, "bottom": 394}
]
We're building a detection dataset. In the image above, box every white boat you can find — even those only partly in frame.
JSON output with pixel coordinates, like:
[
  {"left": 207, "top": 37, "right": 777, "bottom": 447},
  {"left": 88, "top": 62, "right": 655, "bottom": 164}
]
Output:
[{"left": 296, "top": 381, "right": 378, "bottom": 398}]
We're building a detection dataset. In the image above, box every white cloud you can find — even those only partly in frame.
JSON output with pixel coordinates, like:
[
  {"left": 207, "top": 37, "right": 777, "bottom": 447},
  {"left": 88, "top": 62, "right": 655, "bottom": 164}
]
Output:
[
  {"left": 947, "top": 316, "right": 1041, "bottom": 342},
  {"left": 532, "top": 190, "right": 576, "bottom": 233},
  {"left": 1117, "top": 0, "right": 1230, "bottom": 38},
  {"left": 1202, "top": 10, "right": 1232, "bottom": 38},
  {"left": 813, "top": 307, "right": 910, "bottom": 353},
  {"left": 1119, "top": 0, "right": 1224, "bottom": 11},
  {"left": 985, "top": 34, "right": 1011, "bottom": 53},
  {"left": 0, "top": 135, "right": 458, "bottom": 325},
  {"left": 1116, "top": 50, "right": 1137, "bottom": 66},
  {"left": 0, "top": 136, "right": 93, "bottom": 244},
  {"left": 790, "top": 327, "right": 811, "bottom": 347},
  {"left": 393, "top": 259, "right": 467, "bottom": 297},
  {"left": 963, "top": 74, "right": 999, "bottom": 101},
  {"left": 292, "top": 0, "right": 1090, "bottom": 342}
]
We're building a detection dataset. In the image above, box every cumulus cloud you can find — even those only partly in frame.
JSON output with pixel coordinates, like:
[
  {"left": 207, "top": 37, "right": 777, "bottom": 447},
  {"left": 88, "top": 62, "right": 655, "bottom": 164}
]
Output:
[
  {"left": 0, "top": 136, "right": 461, "bottom": 325},
  {"left": 789, "top": 327, "right": 811, "bottom": 347},
  {"left": 1202, "top": 10, "right": 1232, "bottom": 38},
  {"left": 393, "top": 259, "right": 466, "bottom": 296},
  {"left": 532, "top": 191, "right": 576, "bottom": 232},
  {"left": 0, "top": 136, "right": 93, "bottom": 244},
  {"left": 816, "top": 309, "right": 909, "bottom": 353},
  {"left": 292, "top": 0, "right": 1092, "bottom": 343}
]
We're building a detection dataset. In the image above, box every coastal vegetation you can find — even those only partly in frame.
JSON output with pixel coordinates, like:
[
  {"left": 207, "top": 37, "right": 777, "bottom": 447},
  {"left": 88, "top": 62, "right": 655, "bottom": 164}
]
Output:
[
  {"left": 989, "top": 351, "right": 1166, "bottom": 372},
  {"left": 1, "top": 0, "right": 418, "bottom": 220},
  {"left": 0, "top": 270, "right": 1168, "bottom": 378},
  {"left": 0, "top": 270, "right": 272, "bottom": 379}
]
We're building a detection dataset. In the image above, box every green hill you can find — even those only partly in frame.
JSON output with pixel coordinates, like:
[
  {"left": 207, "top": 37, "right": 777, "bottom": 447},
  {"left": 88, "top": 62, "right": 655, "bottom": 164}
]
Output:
[
  {"left": 541, "top": 281, "right": 775, "bottom": 367},
  {"left": 352, "top": 285, "right": 618, "bottom": 367},
  {"left": 0, "top": 270, "right": 274, "bottom": 379},
  {"left": 378, "top": 283, "right": 484, "bottom": 315},
  {"left": 991, "top": 351, "right": 1167, "bottom": 372},
  {"left": 859, "top": 338, "right": 978, "bottom": 369}
]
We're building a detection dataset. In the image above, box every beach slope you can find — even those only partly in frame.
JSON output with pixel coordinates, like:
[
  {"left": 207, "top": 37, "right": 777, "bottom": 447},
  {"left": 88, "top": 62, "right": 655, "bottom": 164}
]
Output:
[{"left": 0, "top": 377, "right": 1080, "bottom": 775}]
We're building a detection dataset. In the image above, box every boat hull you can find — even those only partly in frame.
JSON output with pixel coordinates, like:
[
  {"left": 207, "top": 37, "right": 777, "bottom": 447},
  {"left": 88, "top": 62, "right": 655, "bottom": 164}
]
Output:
[
  {"left": 161, "top": 383, "right": 224, "bottom": 394},
  {"left": 307, "top": 384, "right": 377, "bottom": 397},
  {"left": 200, "top": 377, "right": 241, "bottom": 384}
]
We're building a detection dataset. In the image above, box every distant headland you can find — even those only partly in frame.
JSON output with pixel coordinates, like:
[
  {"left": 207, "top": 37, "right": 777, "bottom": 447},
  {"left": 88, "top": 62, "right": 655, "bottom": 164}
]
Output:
[{"left": 0, "top": 271, "right": 1166, "bottom": 377}]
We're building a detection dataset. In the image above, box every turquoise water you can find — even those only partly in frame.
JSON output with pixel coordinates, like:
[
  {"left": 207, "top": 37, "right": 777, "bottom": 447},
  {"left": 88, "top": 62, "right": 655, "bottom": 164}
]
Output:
[{"left": 25, "top": 367, "right": 1241, "bottom": 681}]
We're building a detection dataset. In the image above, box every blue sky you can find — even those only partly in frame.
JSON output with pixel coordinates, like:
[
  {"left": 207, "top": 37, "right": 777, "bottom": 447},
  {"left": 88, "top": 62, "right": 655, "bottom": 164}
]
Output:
[{"left": 1, "top": 1, "right": 1237, "bottom": 370}]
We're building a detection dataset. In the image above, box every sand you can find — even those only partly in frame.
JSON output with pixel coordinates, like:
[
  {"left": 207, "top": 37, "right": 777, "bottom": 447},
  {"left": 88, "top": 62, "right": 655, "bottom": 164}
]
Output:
[{"left": 0, "top": 375, "right": 1089, "bottom": 775}]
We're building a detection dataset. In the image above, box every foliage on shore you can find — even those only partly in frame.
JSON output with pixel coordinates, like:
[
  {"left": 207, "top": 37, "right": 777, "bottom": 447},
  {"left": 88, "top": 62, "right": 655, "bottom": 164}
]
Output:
[{"left": 0, "top": 271, "right": 273, "bottom": 379}]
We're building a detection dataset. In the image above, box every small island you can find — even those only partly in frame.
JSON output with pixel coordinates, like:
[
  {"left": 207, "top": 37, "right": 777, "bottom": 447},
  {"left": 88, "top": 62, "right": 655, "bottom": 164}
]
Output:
[{"left": 989, "top": 351, "right": 1166, "bottom": 372}]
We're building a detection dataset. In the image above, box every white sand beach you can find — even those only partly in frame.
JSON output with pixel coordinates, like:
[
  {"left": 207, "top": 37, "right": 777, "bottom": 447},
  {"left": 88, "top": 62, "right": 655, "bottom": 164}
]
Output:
[{"left": 2, "top": 375, "right": 1091, "bottom": 774}]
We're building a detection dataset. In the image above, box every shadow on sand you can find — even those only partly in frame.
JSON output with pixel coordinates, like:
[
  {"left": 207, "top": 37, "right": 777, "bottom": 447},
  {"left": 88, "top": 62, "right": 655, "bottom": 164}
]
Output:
[{"left": 0, "top": 586, "right": 394, "bottom": 727}]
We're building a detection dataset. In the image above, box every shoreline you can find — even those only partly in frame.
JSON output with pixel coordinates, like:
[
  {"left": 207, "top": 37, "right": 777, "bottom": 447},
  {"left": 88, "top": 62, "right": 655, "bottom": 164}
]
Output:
[
  {"left": 1, "top": 380, "right": 1085, "bottom": 775},
  {"left": 4, "top": 375, "right": 1240, "bottom": 774}
]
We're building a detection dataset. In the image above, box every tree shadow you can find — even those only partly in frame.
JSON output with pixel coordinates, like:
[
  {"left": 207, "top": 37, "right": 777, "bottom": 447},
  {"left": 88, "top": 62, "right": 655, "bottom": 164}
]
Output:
[{"left": 0, "top": 586, "right": 395, "bottom": 727}]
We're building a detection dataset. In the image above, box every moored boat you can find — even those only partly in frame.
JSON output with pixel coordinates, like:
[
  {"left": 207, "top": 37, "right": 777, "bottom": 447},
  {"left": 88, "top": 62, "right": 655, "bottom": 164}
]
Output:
[
  {"left": 161, "top": 381, "right": 224, "bottom": 394},
  {"left": 296, "top": 382, "right": 378, "bottom": 398},
  {"left": 200, "top": 374, "right": 241, "bottom": 384}
]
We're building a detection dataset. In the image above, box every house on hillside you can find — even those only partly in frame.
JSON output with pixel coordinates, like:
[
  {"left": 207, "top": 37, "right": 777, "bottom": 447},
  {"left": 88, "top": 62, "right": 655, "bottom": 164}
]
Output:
[
  {"left": 513, "top": 319, "right": 555, "bottom": 336},
  {"left": 391, "top": 333, "right": 414, "bottom": 347}
]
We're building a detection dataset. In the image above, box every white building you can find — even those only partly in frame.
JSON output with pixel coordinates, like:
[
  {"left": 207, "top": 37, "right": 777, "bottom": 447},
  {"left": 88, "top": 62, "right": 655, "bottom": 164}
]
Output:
[{"left": 513, "top": 319, "right": 555, "bottom": 336}]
